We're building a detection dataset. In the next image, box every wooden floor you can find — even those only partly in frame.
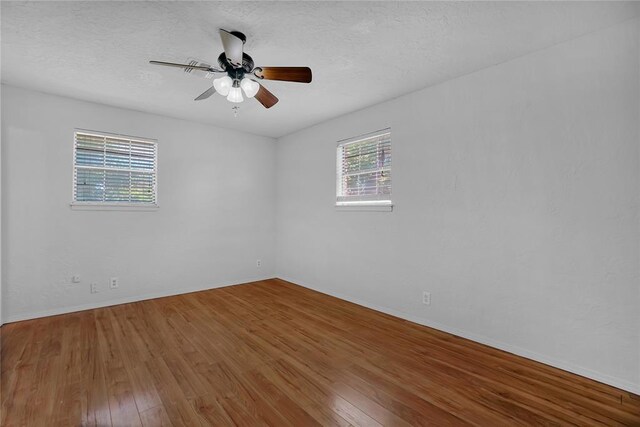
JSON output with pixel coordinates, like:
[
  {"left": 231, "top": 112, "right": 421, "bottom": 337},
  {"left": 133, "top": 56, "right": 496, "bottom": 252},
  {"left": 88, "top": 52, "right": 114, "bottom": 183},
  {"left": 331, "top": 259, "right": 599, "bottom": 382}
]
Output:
[{"left": 1, "top": 279, "right": 639, "bottom": 426}]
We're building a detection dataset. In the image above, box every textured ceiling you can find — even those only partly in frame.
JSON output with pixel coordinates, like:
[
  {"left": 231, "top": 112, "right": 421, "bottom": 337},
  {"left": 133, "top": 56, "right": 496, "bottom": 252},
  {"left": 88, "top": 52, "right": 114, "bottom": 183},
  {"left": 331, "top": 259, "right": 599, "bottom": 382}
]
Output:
[{"left": 2, "top": 1, "right": 638, "bottom": 138}]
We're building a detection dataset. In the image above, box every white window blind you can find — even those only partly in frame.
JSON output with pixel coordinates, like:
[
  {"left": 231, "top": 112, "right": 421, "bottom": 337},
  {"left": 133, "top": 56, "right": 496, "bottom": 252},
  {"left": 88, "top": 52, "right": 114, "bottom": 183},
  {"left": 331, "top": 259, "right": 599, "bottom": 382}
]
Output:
[
  {"left": 73, "top": 131, "right": 157, "bottom": 206},
  {"left": 336, "top": 128, "right": 391, "bottom": 205}
]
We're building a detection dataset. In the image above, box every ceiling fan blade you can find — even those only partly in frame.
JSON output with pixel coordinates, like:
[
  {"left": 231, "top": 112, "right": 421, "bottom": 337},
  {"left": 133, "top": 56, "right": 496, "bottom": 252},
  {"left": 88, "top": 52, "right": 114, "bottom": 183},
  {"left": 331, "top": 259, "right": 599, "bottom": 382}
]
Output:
[
  {"left": 254, "top": 84, "right": 279, "bottom": 109},
  {"left": 254, "top": 67, "right": 312, "bottom": 83},
  {"left": 194, "top": 86, "right": 216, "bottom": 101},
  {"left": 149, "top": 60, "right": 214, "bottom": 72},
  {"left": 219, "top": 29, "right": 244, "bottom": 68}
]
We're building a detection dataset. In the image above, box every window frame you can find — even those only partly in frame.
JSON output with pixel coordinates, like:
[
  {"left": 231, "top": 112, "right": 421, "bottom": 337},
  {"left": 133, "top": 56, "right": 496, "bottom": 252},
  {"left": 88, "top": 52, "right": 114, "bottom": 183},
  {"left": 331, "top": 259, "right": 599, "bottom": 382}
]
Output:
[
  {"left": 71, "top": 129, "right": 158, "bottom": 210},
  {"left": 336, "top": 128, "right": 393, "bottom": 211}
]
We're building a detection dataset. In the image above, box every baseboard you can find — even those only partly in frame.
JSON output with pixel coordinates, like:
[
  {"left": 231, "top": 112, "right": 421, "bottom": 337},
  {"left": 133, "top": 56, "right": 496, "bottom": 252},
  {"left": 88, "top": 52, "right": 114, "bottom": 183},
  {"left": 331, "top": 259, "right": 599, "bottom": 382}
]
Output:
[
  {"left": 3, "top": 276, "right": 276, "bottom": 324},
  {"left": 276, "top": 276, "right": 640, "bottom": 395}
]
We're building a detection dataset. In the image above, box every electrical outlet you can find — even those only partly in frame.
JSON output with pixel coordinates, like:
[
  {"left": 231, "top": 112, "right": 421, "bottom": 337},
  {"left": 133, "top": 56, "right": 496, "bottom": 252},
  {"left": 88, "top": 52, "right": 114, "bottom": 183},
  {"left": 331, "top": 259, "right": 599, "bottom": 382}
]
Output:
[
  {"left": 256, "top": 259, "right": 262, "bottom": 268},
  {"left": 90, "top": 283, "right": 99, "bottom": 294},
  {"left": 110, "top": 277, "right": 119, "bottom": 289},
  {"left": 72, "top": 275, "right": 81, "bottom": 283},
  {"left": 422, "top": 291, "right": 431, "bottom": 305}
]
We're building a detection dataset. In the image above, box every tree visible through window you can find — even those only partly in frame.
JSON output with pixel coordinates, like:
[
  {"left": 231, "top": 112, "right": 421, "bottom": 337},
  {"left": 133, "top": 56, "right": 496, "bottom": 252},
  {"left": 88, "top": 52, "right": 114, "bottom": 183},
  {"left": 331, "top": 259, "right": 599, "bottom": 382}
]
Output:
[
  {"left": 73, "top": 131, "right": 157, "bottom": 206},
  {"left": 336, "top": 129, "right": 391, "bottom": 205}
]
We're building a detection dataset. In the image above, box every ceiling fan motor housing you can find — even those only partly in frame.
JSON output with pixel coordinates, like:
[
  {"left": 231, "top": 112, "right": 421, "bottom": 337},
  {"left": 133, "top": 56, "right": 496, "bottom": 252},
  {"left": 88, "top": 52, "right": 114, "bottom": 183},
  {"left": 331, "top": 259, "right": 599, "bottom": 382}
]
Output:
[{"left": 217, "top": 52, "right": 254, "bottom": 81}]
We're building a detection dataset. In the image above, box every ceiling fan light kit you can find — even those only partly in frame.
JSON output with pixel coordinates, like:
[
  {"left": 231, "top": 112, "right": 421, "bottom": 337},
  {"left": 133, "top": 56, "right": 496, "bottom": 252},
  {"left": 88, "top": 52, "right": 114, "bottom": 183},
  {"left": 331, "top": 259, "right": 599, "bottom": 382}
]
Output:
[
  {"left": 240, "top": 78, "right": 259, "bottom": 98},
  {"left": 213, "top": 75, "right": 232, "bottom": 96},
  {"left": 150, "top": 29, "right": 312, "bottom": 109},
  {"left": 227, "top": 85, "right": 244, "bottom": 103}
]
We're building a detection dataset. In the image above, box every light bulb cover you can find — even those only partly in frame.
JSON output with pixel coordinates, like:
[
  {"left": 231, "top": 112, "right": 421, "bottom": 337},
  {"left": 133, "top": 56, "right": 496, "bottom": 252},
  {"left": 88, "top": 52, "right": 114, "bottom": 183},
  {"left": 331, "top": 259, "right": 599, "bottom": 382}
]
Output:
[
  {"left": 213, "top": 76, "right": 232, "bottom": 96},
  {"left": 240, "top": 78, "right": 259, "bottom": 98},
  {"left": 226, "top": 86, "right": 244, "bottom": 103}
]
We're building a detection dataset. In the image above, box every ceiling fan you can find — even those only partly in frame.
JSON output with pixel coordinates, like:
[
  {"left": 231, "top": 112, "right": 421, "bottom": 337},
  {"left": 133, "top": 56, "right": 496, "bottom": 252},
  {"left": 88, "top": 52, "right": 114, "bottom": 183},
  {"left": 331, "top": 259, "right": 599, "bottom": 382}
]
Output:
[{"left": 150, "top": 29, "right": 312, "bottom": 109}]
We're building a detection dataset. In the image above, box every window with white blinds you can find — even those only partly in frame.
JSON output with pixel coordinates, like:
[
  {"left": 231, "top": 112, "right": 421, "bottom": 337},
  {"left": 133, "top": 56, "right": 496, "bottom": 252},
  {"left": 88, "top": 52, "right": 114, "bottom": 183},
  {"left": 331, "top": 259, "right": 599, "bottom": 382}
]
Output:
[
  {"left": 73, "top": 131, "right": 157, "bottom": 206},
  {"left": 336, "top": 128, "right": 391, "bottom": 205}
]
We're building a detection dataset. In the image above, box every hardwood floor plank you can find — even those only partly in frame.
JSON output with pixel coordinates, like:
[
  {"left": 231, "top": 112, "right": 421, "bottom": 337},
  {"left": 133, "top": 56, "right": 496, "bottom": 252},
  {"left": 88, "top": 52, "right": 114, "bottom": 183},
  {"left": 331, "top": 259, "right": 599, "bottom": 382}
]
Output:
[
  {"left": 144, "top": 356, "right": 207, "bottom": 427},
  {"left": 139, "top": 404, "right": 174, "bottom": 427},
  {"left": 244, "top": 367, "right": 323, "bottom": 427},
  {"left": 1, "top": 279, "right": 638, "bottom": 426},
  {"left": 335, "top": 371, "right": 470, "bottom": 427},
  {"left": 216, "top": 395, "right": 269, "bottom": 427},
  {"left": 108, "top": 306, "right": 163, "bottom": 414},
  {"left": 95, "top": 309, "right": 143, "bottom": 427},
  {"left": 24, "top": 316, "right": 66, "bottom": 425},
  {"left": 50, "top": 314, "right": 85, "bottom": 426},
  {"left": 189, "top": 394, "right": 234, "bottom": 426},
  {"left": 329, "top": 381, "right": 423, "bottom": 427},
  {"left": 1, "top": 322, "right": 34, "bottom": 375}
]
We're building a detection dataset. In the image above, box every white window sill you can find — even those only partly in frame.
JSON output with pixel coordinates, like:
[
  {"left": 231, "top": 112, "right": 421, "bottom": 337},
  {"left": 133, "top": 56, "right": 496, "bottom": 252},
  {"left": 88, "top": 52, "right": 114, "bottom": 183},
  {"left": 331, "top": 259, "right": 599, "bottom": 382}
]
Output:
[
  {"left": 70, "top": 203, "right": 159, "bottom": 211},
  {"left": 335, "top": 202, "right": 393, "bottom": 212}
]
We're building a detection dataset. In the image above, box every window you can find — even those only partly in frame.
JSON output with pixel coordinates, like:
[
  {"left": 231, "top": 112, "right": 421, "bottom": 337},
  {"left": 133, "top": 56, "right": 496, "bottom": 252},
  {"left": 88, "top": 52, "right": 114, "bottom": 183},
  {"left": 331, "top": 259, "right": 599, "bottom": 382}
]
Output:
[
  {"left": 336, "top": 128, "right": 391, "bottom": 207},
  {"left": 73, "top": 130, "right": 157, "bottom": 207}
]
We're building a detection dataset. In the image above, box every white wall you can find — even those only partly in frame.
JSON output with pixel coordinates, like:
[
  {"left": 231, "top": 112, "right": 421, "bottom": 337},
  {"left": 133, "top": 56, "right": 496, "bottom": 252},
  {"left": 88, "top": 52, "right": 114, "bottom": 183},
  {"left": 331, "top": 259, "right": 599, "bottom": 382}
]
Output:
[
  {"left": 0, "top": 82, "right": 3, "bottom": 326},
  {"left": 1, "top": 85, "right": 276, "bottom": 322},
  {"left": 637, "top": 18, "right": 640, "bottom": 391},
  {"left": 276, "top": 19, "right": 640, "bottom": 393}
]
